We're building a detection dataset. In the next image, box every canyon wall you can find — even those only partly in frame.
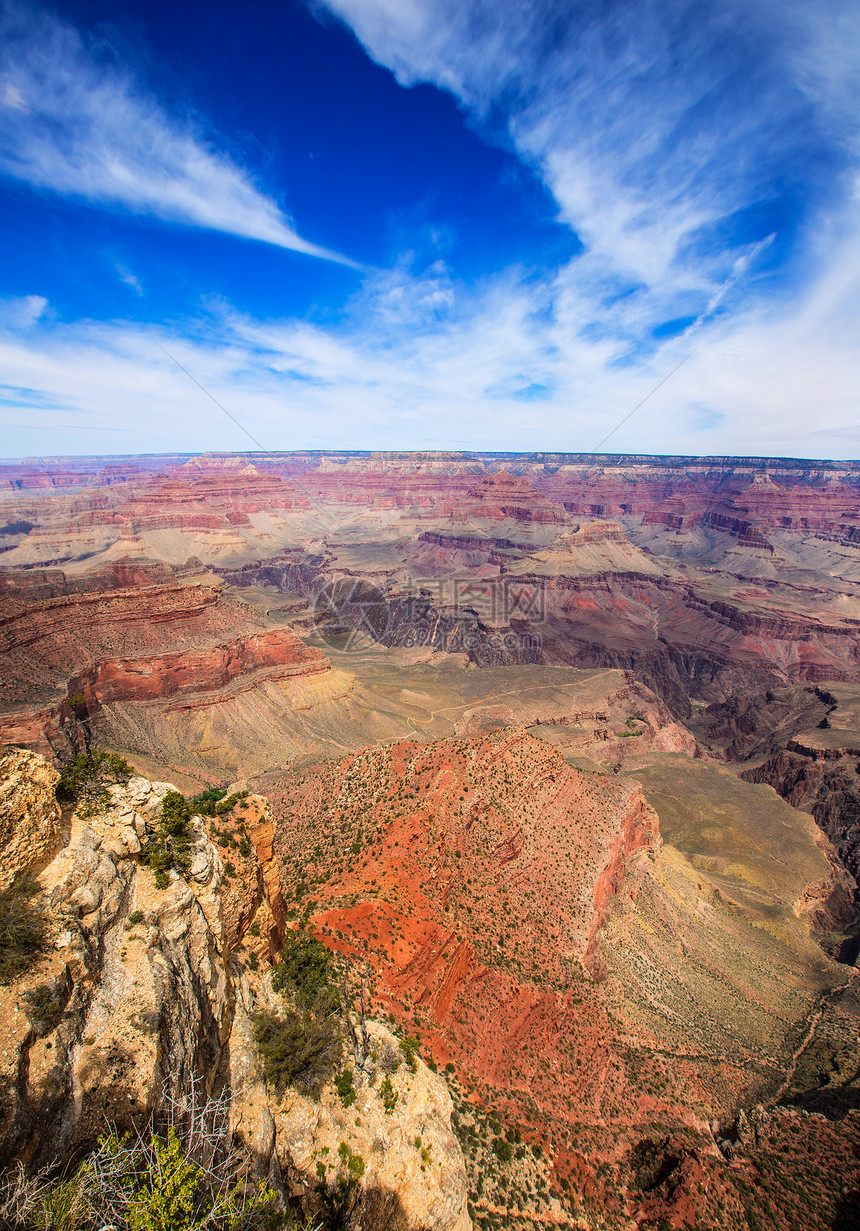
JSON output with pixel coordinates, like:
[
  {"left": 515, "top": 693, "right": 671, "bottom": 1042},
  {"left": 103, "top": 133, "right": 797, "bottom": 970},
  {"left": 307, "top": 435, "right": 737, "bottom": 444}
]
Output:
[{"left": 0, "top": 751, "right": 471, "bottom": 1231}]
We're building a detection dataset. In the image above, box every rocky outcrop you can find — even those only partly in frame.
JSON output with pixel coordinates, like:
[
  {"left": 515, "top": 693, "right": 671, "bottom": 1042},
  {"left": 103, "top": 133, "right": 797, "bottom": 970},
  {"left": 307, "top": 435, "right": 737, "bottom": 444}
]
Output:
[
  {"left": 0, "top": 773, "right": 236, "bottom": 1166},
  {"left": 441, "top": 472, "right": 568, "bottom": 524},
  {"left": 230, "top": 1010, "right": 471, "bottom": 1231},
  {"left": 0, "top": 565, "right": 333, "bottom": 759},
  {"left": 582, "top": 782, "right": 662, "bottom": 979},
  {"left": 0, "top": 751, "right": 471, "bottom": 1230},
  {"left": 688, "top": 686, "right": 834, "bottom": 762},
  {"left": 215, "top": 551, "right": 327, "bottom": 595},
  {"left": 67, "top": 628, "right": 329, "bottom": 709},
  {"left": 261, "top": 723, "right": 851, "bottom": 1220},
  {"left": 701, "top": 509, "right": 774, "bottom": 550},
  {"left": 745, "top": 750, "right": 860, "bottom": 883},
  {"left": 691, "top": 685, "right": 860, "bottom": 937},
  {"left": 0, "top": 747, "right": 60, "bottom": 889}
]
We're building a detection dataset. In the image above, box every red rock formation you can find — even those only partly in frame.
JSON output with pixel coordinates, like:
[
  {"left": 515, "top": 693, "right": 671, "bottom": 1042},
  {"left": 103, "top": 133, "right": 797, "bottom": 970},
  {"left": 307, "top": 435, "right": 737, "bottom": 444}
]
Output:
[
  {"left": 442, "top": 472, "right": 568, "bottom": 525},
  {"left": 265, "top": 734, "right": 686, "bottom": 1158},
  {"left": 67, "top": 628, "right": 329, "bottom": 708},
  {"left": 259, "top": 724, "right": 853, "bottom": 1225},
  {"left": 0, "top": 564, "right": 330, "bottom": 754}
]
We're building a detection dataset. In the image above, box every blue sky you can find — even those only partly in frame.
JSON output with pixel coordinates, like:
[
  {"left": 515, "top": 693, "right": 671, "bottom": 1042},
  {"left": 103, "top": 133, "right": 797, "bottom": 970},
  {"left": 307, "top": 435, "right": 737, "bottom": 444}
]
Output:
[{"left": 1, "top": 0, "right": 859, "bottom": 458}]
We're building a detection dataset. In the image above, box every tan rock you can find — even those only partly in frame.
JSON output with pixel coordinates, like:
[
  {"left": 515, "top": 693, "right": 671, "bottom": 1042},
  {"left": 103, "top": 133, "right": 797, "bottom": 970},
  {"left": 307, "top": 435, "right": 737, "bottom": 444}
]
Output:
[
  {"left": 0, "top": 745, "right": 61, "bottom": 889},
  {"left": 230, "top": 1001, "right": 471, "bottom": 1231}
]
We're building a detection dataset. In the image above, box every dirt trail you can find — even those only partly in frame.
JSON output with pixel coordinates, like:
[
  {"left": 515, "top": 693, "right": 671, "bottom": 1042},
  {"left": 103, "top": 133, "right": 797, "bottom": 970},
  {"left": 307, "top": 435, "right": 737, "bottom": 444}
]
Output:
[{"left": 768, "top": 966, "right": 858, "bottom": 1107}]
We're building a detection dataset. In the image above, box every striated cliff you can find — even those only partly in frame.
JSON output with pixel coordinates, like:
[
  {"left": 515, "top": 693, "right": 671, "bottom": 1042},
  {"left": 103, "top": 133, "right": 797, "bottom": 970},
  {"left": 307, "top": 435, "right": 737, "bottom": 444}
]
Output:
[
  {"left": 0, "top": 565, "right": 334, "bottom": 767},
  {"left": 0, "top": 750, "right": 471, "bottom": 1230},
  {"left": 262, "top": 727, "right": 849, "bottom": 1220},
  {"left": 67, "top": 628, "right": 329, "bottom": 708}
]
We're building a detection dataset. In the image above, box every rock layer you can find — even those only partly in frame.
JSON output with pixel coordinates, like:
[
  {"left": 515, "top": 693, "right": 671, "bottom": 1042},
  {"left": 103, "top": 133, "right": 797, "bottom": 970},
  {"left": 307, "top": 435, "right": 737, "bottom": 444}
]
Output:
[
  {"left": 0, "top": 750, "right": 471, "bottom": 1231},
  {"left": 264, "top": 727, "right": 846, "bottom": 1209}
]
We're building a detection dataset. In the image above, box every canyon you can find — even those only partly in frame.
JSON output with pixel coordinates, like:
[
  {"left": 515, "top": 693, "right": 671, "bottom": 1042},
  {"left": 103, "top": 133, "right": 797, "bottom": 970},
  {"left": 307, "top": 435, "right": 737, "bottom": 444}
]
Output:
[{"left": 1, "top": 450, "right": 859, "bottom": 1231}]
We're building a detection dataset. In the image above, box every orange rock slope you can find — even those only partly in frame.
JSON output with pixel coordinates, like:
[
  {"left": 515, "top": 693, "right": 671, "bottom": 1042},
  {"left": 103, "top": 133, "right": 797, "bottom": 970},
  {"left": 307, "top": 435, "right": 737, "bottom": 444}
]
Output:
[{"left": 264, "top": 727, "right": 841, "bottom": 1204}]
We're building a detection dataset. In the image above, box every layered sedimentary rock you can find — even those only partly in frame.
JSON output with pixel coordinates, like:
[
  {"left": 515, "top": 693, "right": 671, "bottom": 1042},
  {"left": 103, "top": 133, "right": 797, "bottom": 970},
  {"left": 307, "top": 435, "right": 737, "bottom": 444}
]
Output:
[
  {"left": 0, "top": 449, "right": 858, "bottom": 1229},
  {"left": 3, "top": 453, "right": 859, "bottom": 723},
  {"left": 0, "top": 751, "right": 471, "bottom": 1231},
  {"left": 263, "top": 727, "right": 850, "bottom": 1219},
  {"left": 440, "top": 471, "right": 568, "bottom": 525},
  {"left": 68, "top": 628, "right": 328, "bottom": 708},
  {"left": 0, "top": 563, "right": 333, "bottom": 770}
]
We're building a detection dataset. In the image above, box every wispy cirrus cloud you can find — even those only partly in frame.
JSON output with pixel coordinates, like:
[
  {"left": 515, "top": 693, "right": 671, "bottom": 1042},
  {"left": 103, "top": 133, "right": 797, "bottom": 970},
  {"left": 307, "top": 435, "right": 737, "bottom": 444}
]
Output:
[
  {"left": 319, "top": 0, "right": 858, "bottom": 346},
  {"left": 3, "top": 220, "right": 860, "bottom": 460},
  {"left": 0, "top": 4, "right": 358, "bottom": 266},
  {"left": 1, "top": 1, "right": 859, "bottom": 459}
]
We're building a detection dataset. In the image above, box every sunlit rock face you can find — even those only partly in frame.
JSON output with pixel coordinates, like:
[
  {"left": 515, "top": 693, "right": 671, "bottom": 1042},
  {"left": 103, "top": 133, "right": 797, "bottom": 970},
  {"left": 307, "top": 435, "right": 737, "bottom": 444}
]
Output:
[
  {"left": 0, "top": 751, "right": 472, "bottom": 1231},
  {"left": 1, "top": 450, "right": 860, "bottom": 1226},
  {"left": 264, "top": 728, "right": 848, "bottom": 1194}
]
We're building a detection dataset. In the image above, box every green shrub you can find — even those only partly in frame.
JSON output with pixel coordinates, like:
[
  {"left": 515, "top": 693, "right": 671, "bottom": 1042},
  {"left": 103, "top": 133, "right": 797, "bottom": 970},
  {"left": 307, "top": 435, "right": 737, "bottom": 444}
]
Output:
[
  {"left": 56, "top": 749, "right": 133, "bottom": 818},
  {"left": 251, "top": 1007, "right": 339, "bottom": 1095},
  {"left": 25, "top": 983, "right": 59, "bottom": 1031},
  {"left": 398, "top": 1035, "right": 420, "bottom": 1073},
  {"left": 128, "top": 1128, "right": 201, "bottom": 1231},
  {"left": 143, "top": 792, "right": 193, "bottom": 888},
  {"left": 188, "top": 787, "right": 228, "bottom": 817},
  {"left": 272, "top": 927, "right": 337, "bottom": 1006},
  {"left": 0, "top": 1119, "right": 296, "bottom": 1230},
  {"left": 334, "top": 1069, "right": 356, "bottom": 1108},
  {"left": 159, "top": 791, "right": 184, "bottom": 823},
  {"left": 492, "top": 1137, "right": 513, "bottom": 1163},
  {"left": 213, "top": 790, "right": 249, "bottom": 816},
  {"left": 316, "top": 1145, "right": 364, "bottom": 1231},
  {"left": 0, "top": 878, "right": 49, "bottom": 984},
  {"left": 379, "top": 1077, "right": 398, "bottom": 1115}
]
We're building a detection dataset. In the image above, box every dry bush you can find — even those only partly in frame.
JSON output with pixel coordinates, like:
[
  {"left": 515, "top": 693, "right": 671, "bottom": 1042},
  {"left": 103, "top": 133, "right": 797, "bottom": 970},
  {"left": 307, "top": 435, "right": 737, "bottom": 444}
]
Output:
[
  {"left": 0, "top": 878, "right": 49, "bottom": 985},
  {"left": 0, "top": 1080, "right": 313, "bottom": 1230}
]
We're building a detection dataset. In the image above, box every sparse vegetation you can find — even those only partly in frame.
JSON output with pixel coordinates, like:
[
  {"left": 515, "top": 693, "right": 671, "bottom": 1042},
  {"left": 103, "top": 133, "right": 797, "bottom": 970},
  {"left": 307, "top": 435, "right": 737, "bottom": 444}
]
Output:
[
  {"left": 24, "top": 983, "right": 60, "bottom": 1031},
  {"left": 193, "top": 789, "right": 250, "bottom": 818},
  {"left": 55, "top": 749, "right": 133, "bottom": 818},
  {"left": 334, "top": 1068, "right": 356, "bottom": 1108},
  {"left": 251, "top": 1005, "right": 339, "bottom": 1095},
  {"left": 188, "top": 787, "right": 229, "bottom": 816},
  {"left": 271, "top": 926, "right": 338, "bottom": 1006},
  {"left": 314, "top": 1144, "right": 365, "bottom": 1231},
  {"left": 142, "top": 791, "right": 193, "bottom": 890},
  {"left": 0, "top": 1088, "right": 303, "bottom": 1230},
  {"left": 378, "top": 1076, "right": 397, "bottom": 1114},
  {"left": 398, "top": 1035, "right": 420, "bottom": 1072},
  {"left": 253, "top": 926, "right": 342, "bottom": 1097},
  {"left": 0, "top": 878, "right": 49, "bottom": 984}
]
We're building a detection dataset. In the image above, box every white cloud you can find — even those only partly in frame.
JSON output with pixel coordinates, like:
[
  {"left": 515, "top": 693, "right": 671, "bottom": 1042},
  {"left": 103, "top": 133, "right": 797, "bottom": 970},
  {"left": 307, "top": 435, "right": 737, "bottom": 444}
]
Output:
[
  {"left": 0, "top": 294, "right": 49, "bottom": 329},
  {"left": 1, "top": 80, "right": 27, "bottom": 110},
  {"left": 0, "top": 4, "right": 359, "bottom": 266},
  {"left": 320, "top": 0, "right": 860, "bottom": 335},
  {"left": 115, "top": 264, "right": 143, "bottom": 296},
  {"left": 1, "top": 1, "right": 858, "bottom": 459},
  {"left": 2, "top": 216, "right": 860, "bottom": 459}
]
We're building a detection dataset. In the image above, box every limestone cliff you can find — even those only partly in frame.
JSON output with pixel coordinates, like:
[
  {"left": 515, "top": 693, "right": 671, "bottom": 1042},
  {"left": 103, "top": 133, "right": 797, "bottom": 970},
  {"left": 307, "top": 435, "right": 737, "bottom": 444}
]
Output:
[
  {"left": 0, "top": 747, "right": 60, "bottom": 890},
  {"left": 0, "top": 750, "right": 471, "bottom": 1231}
]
